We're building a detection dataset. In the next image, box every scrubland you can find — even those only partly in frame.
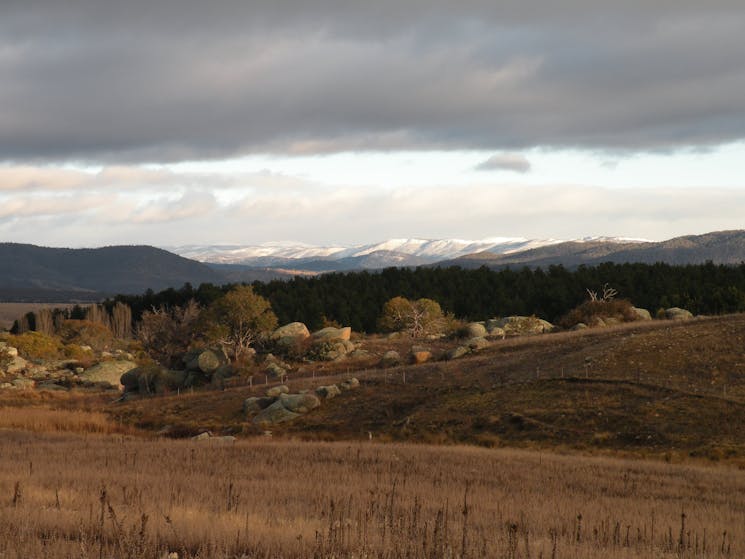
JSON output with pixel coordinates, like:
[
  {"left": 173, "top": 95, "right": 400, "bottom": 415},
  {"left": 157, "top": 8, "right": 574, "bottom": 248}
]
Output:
[{"left": 1, "top": 432, "right": 744, "bottom": 558}]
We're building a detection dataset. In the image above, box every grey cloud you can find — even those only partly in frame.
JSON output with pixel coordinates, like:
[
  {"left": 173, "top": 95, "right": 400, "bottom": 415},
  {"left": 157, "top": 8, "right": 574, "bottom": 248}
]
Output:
[
  {"left": 1, "top": 1, "right": 745, "bottom": 162},
  {"left": 476, "top": 153, "right": 531, "bottom": 173}
]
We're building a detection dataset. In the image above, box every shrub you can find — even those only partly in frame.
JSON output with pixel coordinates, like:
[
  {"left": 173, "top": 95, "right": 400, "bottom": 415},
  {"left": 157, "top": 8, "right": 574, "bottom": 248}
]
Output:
[{"left": 6, "top": 332, "right": 65, "bottom": 360}]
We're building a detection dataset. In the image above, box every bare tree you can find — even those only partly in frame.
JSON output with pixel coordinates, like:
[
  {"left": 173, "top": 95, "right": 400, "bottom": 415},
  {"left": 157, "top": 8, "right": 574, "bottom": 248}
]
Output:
[
  {"left": 34, "top": 308, "right": 54, "bottom": 336},
  {"left": 85, "top": 304, "right": 111, "bottom": 330},
  {"left": 379, "top": 296, "right": 446, "bottom": 338},
  {"left": 586, "top": 283, "right": 618, "bottom": 303},
  {"left": 137, "top": 299, "right": 201, "bottom": 366},
  {"left": 110, "top": 302, "right": 133, "bottom": 340}
]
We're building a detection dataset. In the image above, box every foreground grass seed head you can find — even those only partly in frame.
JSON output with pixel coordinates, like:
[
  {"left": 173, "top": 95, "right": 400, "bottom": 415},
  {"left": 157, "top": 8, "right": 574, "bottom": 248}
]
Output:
[{"left": 0, "top": 433, "right": 744, "bottom": 558}]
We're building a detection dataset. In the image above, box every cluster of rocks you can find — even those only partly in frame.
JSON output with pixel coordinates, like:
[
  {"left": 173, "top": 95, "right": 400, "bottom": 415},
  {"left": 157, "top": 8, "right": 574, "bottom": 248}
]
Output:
[
  {"left": 272, "top": 322, "right": 374, "bottom": 363},
  {"left": 571, "top": 307, "right": 692, "bottom": 330},
  {"left": 445, "top": 316, "right": 555, "bottom": 360},
  {"left": 119, "top": 347, "right": 235, "bottom": 398},
  {"left": 243, "top": 377, "right": 359, "bottom": 426},
  {"left": 0, "top": 340, "right": 137, "bottom": 392},
  {"left": 380, "top": 346, "right": 433, "bottom": 367}
]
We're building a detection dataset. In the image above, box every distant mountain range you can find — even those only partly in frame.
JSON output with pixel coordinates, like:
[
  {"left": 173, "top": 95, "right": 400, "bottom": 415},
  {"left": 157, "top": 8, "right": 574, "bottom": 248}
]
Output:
[
  {"left": 173, "top": 231, "right": 745, "bottom": 272},
  {"left": 2, "top": 231, "right": 745, "bottom": 301},
  {"left": 169, "top": 237, "right": 634, "bottom": 270}
]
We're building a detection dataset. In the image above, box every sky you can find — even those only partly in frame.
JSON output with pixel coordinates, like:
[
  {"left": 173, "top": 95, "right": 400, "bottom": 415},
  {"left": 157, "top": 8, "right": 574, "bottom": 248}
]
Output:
[{"left": 2, "top": 1, "right": 745, "bottom": 248}]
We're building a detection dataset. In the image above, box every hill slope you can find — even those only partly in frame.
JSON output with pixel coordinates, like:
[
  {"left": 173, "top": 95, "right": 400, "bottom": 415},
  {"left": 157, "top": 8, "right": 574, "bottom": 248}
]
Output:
[
  {"left": 0, "top": 243, "right": 225, "bottom": 295},
  {"left": 112, "top": 314, "right": 745, "bottom": 459},
  {"left": 445, "top": 230, "right": 745, "bottom": 269}
]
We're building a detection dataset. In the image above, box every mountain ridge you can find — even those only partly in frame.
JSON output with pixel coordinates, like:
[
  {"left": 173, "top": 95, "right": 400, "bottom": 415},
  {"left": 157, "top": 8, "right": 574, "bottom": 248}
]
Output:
[
  {"left": 0, "top": 243, "right": 224, "bottom": 296},
  {"left": 168, "top": 236, "right": 641, "bottom": 269}
]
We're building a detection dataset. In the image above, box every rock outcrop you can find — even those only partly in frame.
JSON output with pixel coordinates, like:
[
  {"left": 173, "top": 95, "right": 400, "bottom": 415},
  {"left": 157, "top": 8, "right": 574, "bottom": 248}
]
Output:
[
  {"left": 272, "top": 322, "right": 311, "bottom": 349},
  {"left": 312, "top": 326, "right": 352, "bottom": 343},
  {"left": 666, "top": 307, "right": 693, "bottom": 320},
  {"left": 246, "top": 378, "right": 359, "bottom": 425},
  {"left": 315, "top": 384, "right": 341, "bottom": 400},
  {"left": 464, "top": 322, "right": 487, "bottom": 338},
  {"left": 494, "top": 316, "right": 554, "bottom": 335},
  {"left": 381, "top": 350, "right": 401, "bottom": 367},
  {"left": 81, "top": 360, "right": 137, "bottom": 389},
  {"left": 631, "top": 307, "right": 653, "bottom": 321}
]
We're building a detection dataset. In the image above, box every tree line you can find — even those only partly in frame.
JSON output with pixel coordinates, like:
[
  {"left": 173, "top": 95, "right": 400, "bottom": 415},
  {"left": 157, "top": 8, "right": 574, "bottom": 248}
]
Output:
[{"left": 100, "top": 261, "right": 745, "bottom": 333}]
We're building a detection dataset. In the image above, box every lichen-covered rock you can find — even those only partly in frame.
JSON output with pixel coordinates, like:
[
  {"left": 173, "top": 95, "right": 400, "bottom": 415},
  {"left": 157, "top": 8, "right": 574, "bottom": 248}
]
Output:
[
  {"left": 381, "top": 350, "right": 401, "bottom": 367},
  {"left": 81, "top": 360, "right": 137, "bottom": 389},
  {"left": 252, "top": 400, "right": 301, "bottom": 425},
  {"left": 279, "top": 392, "right": 321, "bottom": 413},
  {"left": 495, "top": 316, "right": 554, "bottom": 335},
  {"left": 486, "top": 326, "right": 506, "bottom": 339},
  {"left": 631, "top": 307, "right": 652, "bottom": 321},
  {"left": 0, "top": 343, "right": 19, "bottom": 358},
  {"left": 467, "top": 337, "right": 490, "bottom": 351},
  {"left": 340, "top": 377, "right": 360, "bottom": 391},
  {"left": 186, "top": 349, "right": 226, "bottom": 374},
  {"left": 311, "top": 326, "right": 352, "bottom": 343},
  {"left": 243, "top": 396, "right": 276, "bottom": 414},
  {"left": 447, "top": 346, "right": 470, "bottom": 360},
  {"left": 11, "top": 378, "right": 35, "bottom": 390},
  {"left": 266, "top": 385, "right": 290, "bottom": 398},
  {"left": 5, "top": 356, "right": 28, "bottom": 375},
  {"left": 464, "top": 322, "right": 487, "bottom": 338},
  {"left": 666, "top": 307, "right": 693, "bottom": 320},
  {"left": 315, "top": 384, "right": 341, "bottom": 400},
  {"left": 272, "top": 322, "right": 311, "bottom": 348}
]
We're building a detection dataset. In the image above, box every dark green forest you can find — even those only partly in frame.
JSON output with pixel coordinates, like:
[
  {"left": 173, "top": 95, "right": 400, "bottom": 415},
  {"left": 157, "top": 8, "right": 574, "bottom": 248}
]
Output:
[{"left": 103, "top": 262, "right": 745, "bottom": 333}]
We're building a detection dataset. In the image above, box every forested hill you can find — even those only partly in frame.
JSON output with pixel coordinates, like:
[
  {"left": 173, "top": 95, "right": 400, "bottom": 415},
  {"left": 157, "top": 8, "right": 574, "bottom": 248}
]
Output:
[
  {"left": 0, "top": 243, "right": 223, "bottom": 295},
  {"left": 110, "top": 261, "right": 745, "bottom": 333}
]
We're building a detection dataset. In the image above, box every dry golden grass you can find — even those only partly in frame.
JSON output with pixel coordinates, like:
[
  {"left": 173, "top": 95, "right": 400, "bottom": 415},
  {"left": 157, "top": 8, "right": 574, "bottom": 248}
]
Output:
[
  {"left": 1, "top": 431, "right": 744, "bottom": 558},
  {"left": 0, "top": 406, "right": 136, "bottom": 435}
]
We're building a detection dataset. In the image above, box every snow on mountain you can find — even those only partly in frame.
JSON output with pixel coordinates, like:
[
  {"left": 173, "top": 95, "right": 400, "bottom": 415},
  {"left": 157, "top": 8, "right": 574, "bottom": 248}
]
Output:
[
  {"left": 171, "top": 243, "right": 347, "bottom": 264},
  {"left": 168, "top": 236, "right": 649, "bottom": 268}
]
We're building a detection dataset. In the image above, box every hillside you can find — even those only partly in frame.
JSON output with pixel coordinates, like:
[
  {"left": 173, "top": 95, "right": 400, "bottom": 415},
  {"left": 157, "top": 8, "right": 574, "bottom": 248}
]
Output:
[
  {"left": 107, "top": 314, "right": 745, "bottom": 459},
  {"left": 0, "top": 243, "right": 225, "bottom": 295},
  {"left": 446, "top": 230, "right": 745, "bottom": 269}
]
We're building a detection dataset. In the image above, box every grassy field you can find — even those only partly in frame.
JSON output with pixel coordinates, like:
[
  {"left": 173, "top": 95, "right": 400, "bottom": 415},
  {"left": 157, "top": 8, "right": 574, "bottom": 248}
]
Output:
[
  {"left": 3, "top": 315, "right": 745, "bottom": 557},
  {"left": 1, "top": 431, "right": 744, "bottom": 558}
]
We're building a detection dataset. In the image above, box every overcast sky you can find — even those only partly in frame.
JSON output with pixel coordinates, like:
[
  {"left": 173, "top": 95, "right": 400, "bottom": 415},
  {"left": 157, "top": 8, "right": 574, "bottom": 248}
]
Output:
[{"left": 2, "top": 1, "right": 745, "bottom": 247}]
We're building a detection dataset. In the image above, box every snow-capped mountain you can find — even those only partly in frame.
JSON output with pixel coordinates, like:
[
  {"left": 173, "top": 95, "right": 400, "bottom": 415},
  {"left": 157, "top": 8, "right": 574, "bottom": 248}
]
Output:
[{"left": 168, "top": 236, "right": 646, "bottom": 270}]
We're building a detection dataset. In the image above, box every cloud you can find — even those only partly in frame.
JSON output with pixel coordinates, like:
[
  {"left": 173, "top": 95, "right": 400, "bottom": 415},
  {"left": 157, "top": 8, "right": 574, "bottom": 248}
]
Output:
[
  {"left": 476, "top": 153, "right": 532, "bottom": 173},
  {"left": 1, "top": 2, "right": 744, "bottom": 162}
]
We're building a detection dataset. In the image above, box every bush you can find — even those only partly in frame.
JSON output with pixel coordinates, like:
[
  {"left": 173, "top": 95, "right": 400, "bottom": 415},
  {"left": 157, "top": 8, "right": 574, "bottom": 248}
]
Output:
[
  {"left": 6, "top": 332, "right": 65, "bottom": 360},
  {"left": 57, "top": 319, "right": 114, "bottom": 351},
  {"left": 560, "top": 299, "right": 639, "bottom": 329}
]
